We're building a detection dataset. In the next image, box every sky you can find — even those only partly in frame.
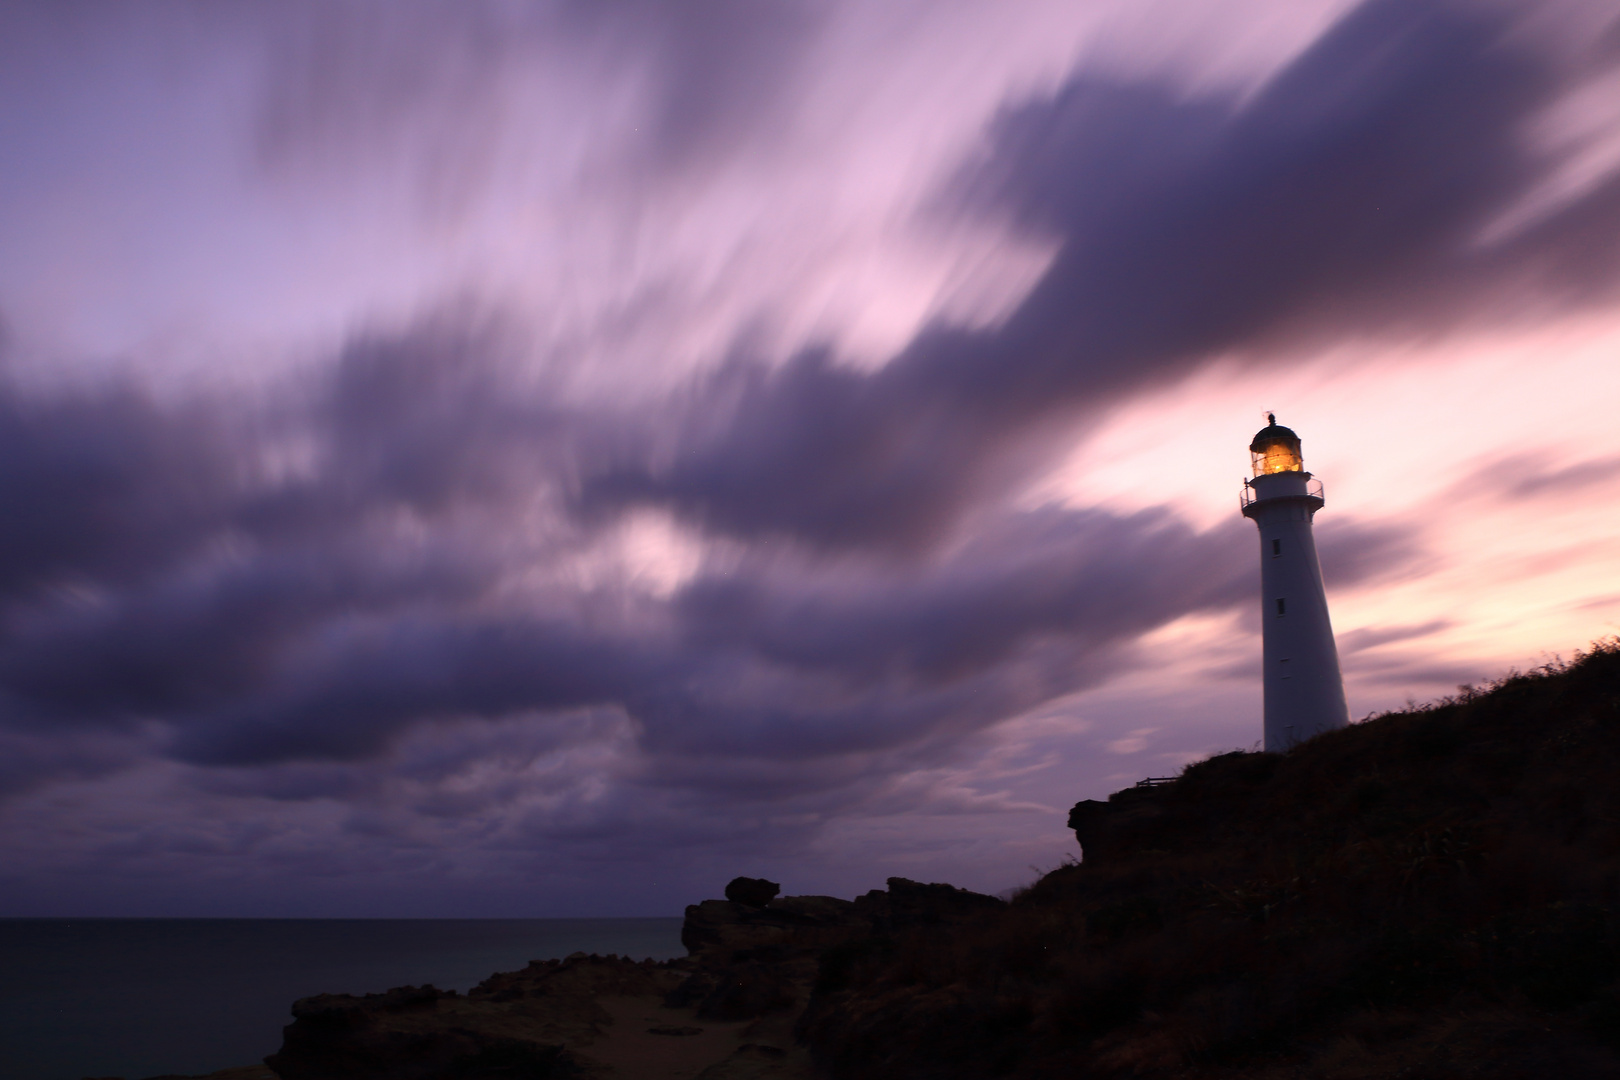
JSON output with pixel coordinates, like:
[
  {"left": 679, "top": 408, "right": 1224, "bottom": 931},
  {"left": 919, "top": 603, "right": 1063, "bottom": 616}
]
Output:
[{"left": 2, "top": 0, "right": 1620, "bottom": 917}]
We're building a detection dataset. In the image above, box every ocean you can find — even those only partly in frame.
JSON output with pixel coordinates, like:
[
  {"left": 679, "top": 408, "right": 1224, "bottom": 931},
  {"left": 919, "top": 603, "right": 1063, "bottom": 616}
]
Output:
[{"left": 0, "top": 917, "right": 687, "bottom": 1080}]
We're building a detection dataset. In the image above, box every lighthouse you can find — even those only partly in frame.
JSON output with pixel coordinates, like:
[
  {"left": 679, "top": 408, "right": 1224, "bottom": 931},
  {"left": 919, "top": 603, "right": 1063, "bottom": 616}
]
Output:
[{"left": 1240, "top": 415, "right": 1349, "bottom": 751}]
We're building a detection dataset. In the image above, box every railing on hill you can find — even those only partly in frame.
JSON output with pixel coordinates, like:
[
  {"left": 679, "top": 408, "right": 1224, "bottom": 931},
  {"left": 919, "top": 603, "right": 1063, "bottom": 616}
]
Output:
[{"left": 1135, "top": 776, "right": 1177, "bottom": 788}]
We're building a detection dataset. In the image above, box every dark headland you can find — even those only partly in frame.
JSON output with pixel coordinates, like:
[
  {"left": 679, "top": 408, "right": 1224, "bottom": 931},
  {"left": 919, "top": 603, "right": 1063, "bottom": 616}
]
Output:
[{"left": 103, "top": 640, "right": 1620, "bottom": 1079}]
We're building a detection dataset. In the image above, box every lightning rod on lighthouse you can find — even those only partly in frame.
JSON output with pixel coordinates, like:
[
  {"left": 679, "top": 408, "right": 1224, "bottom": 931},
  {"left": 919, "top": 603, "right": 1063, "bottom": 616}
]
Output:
[{"left": 1240, "top": 415, "right": 1349, "bottom": 751}]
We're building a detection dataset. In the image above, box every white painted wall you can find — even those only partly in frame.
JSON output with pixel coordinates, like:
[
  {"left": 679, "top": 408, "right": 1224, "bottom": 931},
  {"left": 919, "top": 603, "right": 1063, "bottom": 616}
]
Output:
[{"left": 1244, "top": 470, "right": 1349, "bottom": 750}]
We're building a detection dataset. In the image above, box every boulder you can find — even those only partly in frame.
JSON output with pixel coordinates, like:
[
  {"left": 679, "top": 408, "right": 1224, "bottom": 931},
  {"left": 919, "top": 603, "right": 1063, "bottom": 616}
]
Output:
[
  {"left": 680, "top": 895, "right": 867, "bottom": 958},
  {"left": 724, "top": 877, "right": 781, "bottom": 907},
  {"left": 852, "top": 878, "right": 1005, "bottom": 933},
  {"left": 1067, "top": 784, "right": 1171, "bottom": 862}
]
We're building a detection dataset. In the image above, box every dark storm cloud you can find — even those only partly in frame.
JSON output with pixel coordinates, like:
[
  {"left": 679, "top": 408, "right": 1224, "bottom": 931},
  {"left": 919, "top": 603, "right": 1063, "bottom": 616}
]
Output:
[
  {"left": 0, "top": 382, "right": 235, "bottom": 599},
  {"left": 0, "top": 729, "right": 135, "bottom": 799},
  {"left": 166, "top": 617, "right": 662, "bottom": 766},
  {"left": 0, "top": 319, "right": 555, "bottom": 607},
  {"left": 254, "top": 319, "right": 579, "bottom": 530},
  {"left": 581, "top": 0, "right": 1620, "bottom": 551},
  {"left": 0, "top": 320, "right": 1237, "bottom": 777},
  {"left": 0, "top": 315, "right": 1424, "bottom": 781},
  {"left": 0, "top": 325, "right": 550, "bottom": 737},
  {"left": 4, "top": 0, "right": 1609, "bottom": 905},
  {"left": 633, "top": 512, "right": 1260, "bottom": 761},
  {"left": 0, "top": 311, "right": 1431, "bottom": 781},
  {"left": 673, "top": 509, "right": 1248, "bottom": 683},
  {"left": 0, "top": 322, "right": 566, "bottom": 734}
]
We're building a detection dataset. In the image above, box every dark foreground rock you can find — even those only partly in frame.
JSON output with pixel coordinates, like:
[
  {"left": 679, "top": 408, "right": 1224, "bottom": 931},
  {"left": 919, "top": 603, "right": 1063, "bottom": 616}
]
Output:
[
  {"left": 799, "top": 643, "right": 1620, "bottom": 1079},
  {"left": 724, "top": 877, "right": 782, "bottom": 907},
  {"left": 84, "top": 1069, "right": 277, "bottom": 1080},
  {"left": 264, "top": 957, "right": 678, "bottom": 1079},
  {"left": 263, "top": 877, "right": 1002, "bottom": 1080}
]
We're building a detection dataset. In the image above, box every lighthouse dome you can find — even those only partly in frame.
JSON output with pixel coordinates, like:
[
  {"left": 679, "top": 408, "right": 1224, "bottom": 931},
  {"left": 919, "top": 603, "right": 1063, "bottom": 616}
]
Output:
[{"left": 1249, "top": 414, "right": 1304, "bottom": 475}]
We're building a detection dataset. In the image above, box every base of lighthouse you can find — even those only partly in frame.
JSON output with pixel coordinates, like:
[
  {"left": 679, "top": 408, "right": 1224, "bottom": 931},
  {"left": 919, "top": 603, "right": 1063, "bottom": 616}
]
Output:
[{"left": 1243, "top": 470, "right": 1349, "bottom": 752}]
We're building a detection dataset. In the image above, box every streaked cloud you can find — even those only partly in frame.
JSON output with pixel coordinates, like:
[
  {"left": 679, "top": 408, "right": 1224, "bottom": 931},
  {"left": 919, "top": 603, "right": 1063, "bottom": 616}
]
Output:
[{"left": 2, "top": 0, "right": 1619, "bottom": 914}]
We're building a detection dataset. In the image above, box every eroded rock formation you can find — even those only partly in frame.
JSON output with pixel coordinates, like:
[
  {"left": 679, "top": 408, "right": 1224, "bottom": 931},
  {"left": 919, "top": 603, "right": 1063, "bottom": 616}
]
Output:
[
  {"left": 263, "top": 877, "right": 1004, "bottom": 1080},
  {"left": 722, "top": 877, "right": 782, "bottom": 908}
]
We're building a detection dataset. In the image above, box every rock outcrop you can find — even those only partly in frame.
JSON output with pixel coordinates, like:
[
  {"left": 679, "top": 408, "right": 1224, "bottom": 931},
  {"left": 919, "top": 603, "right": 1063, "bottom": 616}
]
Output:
[
  {"left": 852, "top": 876, "right": 1006, "bottom": 933},
  {"left": 265, "top": 955, "right": 680, "bottom": 1079},
  {"left": 669, "top": 879, "right": 1004, "bottom": 1024},
  {"left": 723, "top": 877, "right": 781, "bottom": 907},
  {"left": 263, "top": 878, "right": 1004, "bottom": 1080},
  {"left": 679, "top": 894, "right": 864, "bottom": 957}
]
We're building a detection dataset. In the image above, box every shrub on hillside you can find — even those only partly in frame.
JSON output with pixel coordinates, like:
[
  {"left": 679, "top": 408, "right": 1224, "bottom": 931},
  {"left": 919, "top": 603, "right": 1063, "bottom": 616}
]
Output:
[{"left": 800, "top": 640, "right": 1620, "bottom": 1079}]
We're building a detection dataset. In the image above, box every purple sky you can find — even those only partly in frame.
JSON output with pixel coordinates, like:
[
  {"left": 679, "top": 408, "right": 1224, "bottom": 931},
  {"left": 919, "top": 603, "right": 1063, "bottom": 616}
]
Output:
[{"left": 3, "top": 0, "right": 1620, "bottom": 916}]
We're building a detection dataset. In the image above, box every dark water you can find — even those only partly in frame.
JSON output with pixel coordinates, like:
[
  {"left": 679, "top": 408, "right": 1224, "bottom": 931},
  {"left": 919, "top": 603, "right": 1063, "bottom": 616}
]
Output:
[{"left": 0, "top": 918, "right": 686, "bottom": 1080}]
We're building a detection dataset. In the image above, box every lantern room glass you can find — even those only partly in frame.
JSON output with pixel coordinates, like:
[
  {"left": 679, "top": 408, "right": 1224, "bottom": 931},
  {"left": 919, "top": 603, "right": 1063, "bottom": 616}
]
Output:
[{"left": 1251, "top": 436, "right": 1303, "bottom": 476}]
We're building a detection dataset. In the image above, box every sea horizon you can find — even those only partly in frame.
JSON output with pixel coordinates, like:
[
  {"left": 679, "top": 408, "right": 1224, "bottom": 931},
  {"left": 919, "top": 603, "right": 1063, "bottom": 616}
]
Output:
[{"left": 1, "top": 915, "right": 687, "bottom": 1080}]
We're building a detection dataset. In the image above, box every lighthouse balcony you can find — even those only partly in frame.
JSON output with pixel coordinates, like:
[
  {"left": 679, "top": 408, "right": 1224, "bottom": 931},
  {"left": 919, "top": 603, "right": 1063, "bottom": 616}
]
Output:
[{"left": 1240, "top": 473, "right": 1323, "bottom": 512}]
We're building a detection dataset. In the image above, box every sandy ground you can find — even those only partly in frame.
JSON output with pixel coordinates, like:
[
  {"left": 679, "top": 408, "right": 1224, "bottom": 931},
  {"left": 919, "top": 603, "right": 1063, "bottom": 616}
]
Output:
[
  {"left": 199, "top": 993, "right": 813, "bottom": 1080},
  {"left": 577, "top": 996, "right": 815, "bottom": 1080}
]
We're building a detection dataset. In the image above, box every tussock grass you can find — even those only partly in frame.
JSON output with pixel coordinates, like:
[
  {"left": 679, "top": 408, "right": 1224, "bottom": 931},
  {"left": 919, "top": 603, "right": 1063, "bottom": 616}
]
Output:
[{"left": 800, "top": 640, "right": 1620, "bottom": 1078}]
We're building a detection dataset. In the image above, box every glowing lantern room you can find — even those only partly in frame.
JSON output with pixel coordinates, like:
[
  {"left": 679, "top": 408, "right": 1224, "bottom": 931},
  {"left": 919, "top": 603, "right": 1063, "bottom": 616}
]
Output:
[{"left": 1250, "top": 413, "right": 1304, "bottom": 476}]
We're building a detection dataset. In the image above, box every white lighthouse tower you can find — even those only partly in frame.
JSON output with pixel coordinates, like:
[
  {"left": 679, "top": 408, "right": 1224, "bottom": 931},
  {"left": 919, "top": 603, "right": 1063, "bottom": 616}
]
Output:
[{"left": 1240, "top": 415, "right": 1349, "bottom": 751}]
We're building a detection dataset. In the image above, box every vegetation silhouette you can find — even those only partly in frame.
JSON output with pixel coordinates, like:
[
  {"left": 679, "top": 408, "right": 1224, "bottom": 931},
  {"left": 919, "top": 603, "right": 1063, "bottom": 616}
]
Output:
[{"left": 798, "top": 640, "right": 1620, "bottom": 1078}]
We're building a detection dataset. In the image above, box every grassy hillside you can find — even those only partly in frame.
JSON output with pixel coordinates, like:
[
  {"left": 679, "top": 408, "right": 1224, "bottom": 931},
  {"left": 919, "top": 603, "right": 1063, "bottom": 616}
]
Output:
[{"left": 799, "top": 641, "right": 1620, "bottom": 1078}]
